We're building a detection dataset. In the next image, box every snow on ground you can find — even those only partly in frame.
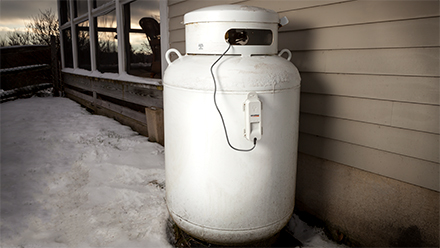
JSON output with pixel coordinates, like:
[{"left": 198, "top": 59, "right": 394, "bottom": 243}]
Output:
[
  {"left": 1, "top": 97, "right": 169, "bottom": 247},
  {"left": 288, "top": 215, "right": 346, "bottom": 248},
  {"left": 1, "top": 96, "right": 343, "bottom": 248}
]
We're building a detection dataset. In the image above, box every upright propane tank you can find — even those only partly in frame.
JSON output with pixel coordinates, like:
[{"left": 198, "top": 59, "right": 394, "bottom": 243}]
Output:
[{"left": 163, "top": 5, "right": 301, "bottom": 245}]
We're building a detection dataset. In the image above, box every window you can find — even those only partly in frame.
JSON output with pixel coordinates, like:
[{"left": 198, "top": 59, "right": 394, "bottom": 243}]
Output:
[
  {"left": 59, "top": 0, "right": 70, "bottom": 25},
  {"left": 58, "top": 0, "right": 164, "bottom": 80},
  {"left": 94, "top": 0, "right": 112, "bottom": 9},
  {"left": 75, "top": 0, "right": 88, "bottom": 17},
  {"left": 62, "top": 29, "right": 73, "bottom": 68},
  {"left": 77, "top": 20, "right": 91, "bottom": 70},
  {"left": 124, "top": 0, "right": 161, "bottom": 78},
  {"left": 96, "top": 10, "right": 118, "bottom": 73}
]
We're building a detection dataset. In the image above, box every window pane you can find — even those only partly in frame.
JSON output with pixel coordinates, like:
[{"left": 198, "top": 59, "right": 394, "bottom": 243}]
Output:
[
  {"left": 77, "top": 20, "right": 91, "bottom": 70},
  {"left": 94, "top": 0, "right": 112, "bottom": 8},
  {"left": 60, "top": 0, "right": 70, "bottom": 24},
  {"left": 97, "top": 10, "right": 118, "bottom": 73},
  {"left": 75, "top": 0, "right": 88, "bottom": 17},
  {"left": 62, "top": 28, "right": 73, "bottom": 68},
  {"left": 124, "top": 0, "right": 161, "bottom": 78}
]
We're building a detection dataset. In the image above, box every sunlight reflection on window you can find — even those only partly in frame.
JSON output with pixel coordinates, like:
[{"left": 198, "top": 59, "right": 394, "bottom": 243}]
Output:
[
  {"left": 60, "top": 0, "right": 70, "bottom": 24},
  {"left": 77, "top": 20, "right": 91, "bottom": 70},
  {"left": 124, "top": 0, "right": 161, "bottom": 78},
  {"left": 62, "top": 29, "right": 73, "bottom": 68},
  {"left": 94, "top": 0, "right": 112, "bottom": 8},
  {"left": 97, "top": 10, "right": 118, "bottom": 73},
  {"left": 75, "top": 0, "right": 88, "bottom": 17}
]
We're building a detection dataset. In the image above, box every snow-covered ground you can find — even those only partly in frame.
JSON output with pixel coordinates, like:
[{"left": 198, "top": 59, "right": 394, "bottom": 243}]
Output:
[{"left": 1, "top": 96, "right": 343, "bottom": 247}]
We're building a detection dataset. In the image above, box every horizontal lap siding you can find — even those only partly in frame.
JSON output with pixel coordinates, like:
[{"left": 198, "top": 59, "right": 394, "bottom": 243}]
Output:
[
  {"left": 280, "top": 0, "right": 439, "bottom": 31},
  {"left": 279, "top": 0, "right": 439, "bottom": 191},
  {"left": 301, "top": 93, "right": 439, "bottom": 134},
  {"left": 299, "top": 133, "right": 439, "bottom": 192},
  {"left": 300, "top": 114, "right": 438, "bottom": 163},
  {"left": 291, "top": 48, "right": 439, "bottom": 76},
  {"left": 300, "top": 73, "right": 439, "bottom": 105},
  {"left": 168, "top": 0, "right": 440, "bottom": 191},
  {"left": 280, "top": 17, "right": 439, "bottom": 50}
]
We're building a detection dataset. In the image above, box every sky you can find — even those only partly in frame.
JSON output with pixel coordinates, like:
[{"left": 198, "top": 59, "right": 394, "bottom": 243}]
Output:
[
  {"left": 0, "top": 0, "right": 159, "bottom": 48},
  {"left": 0, "top": 0, "right": 58, "bottom": 38}
]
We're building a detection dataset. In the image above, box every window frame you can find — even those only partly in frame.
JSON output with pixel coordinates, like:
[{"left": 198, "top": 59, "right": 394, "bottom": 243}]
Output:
[{"left": 58, "top": 0, "right": 169, "bottom": 85}]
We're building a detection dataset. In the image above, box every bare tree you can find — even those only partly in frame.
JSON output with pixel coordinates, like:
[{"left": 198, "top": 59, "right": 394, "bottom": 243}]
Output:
[
  {"left": 0, "top": 8, "right": 59, "bottom": 47},
  {"left": 0, "top": 36, "right": 7, "bottom": 46},
  {"left": 4, "top": 30, "right": 34, "bottom": 46},
  {"left": 26, "top": 9, "right": 59, "bottom": 46}
]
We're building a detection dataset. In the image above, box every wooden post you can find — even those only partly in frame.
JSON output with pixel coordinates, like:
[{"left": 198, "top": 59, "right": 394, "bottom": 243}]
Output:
[
  {"left": 145, "top": 107, "right": 164, "bottom": 146},
  {"left": 50, "top": 35, "right": 60, "bottom": 96}
]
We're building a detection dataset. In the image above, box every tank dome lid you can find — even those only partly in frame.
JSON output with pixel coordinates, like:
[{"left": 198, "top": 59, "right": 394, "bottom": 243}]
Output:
[{"left": 184, "top": 5, "right": 279, "bottom": 24}]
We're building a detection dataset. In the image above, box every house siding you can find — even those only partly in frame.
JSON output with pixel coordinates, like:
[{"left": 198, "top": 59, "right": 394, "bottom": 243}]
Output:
[
  {"left": 166, "top": 0, "right": 439, "bottom": 246},
  {"left": 277, "top": 0, "right": 439, "bottom": 192}
]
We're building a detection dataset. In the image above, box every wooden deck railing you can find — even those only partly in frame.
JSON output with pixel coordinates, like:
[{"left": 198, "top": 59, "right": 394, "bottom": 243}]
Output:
[
  {"left": 63, "top": 73, "right": 164, "bottom": 145},
  {"left": 0, "top": 36, "right": 61, "bottom": 101}
]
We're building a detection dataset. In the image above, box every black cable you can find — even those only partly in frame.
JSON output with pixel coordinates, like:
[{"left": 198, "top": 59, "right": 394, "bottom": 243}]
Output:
[{"left": 210, "top": 44, "right": 257, "bottom": 152}]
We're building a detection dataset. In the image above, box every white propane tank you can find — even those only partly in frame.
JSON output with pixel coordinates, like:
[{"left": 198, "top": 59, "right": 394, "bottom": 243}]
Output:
[{"left": 163, "top": 5, "right": 301, "bottom": 245}]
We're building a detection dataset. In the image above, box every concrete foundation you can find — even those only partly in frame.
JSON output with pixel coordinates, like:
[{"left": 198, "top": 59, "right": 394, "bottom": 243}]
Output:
[{"left": 295, "top": 153, "right": 439, "bottom": 247}]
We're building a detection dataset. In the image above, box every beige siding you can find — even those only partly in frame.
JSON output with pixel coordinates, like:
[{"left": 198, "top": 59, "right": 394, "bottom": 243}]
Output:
[
  {"left": 279, "top": 17, "right": 440, "bottom": 50},
  {"left": 298, "top": 133, "right": 439, "bottom": 191},
  {"left": 300, "top": 73, "right": 439, "bottom": 105},
  {"left": 301, "top": 94, "right": 439, "bottom": 133},
  {"left": 278, "top": 0, "right": 440, "bottom": 192},
  {"left": 167, "top": 0, "right": 440, "bottom": 191},
  {"left": 300, "top": 114, "right": 438, "bottom": 162},
  {"left": 279, "top": 0, "right": 439, "bottom": 31},
  {"left": 291, "top": 48, "right": 439, "bottom": 76}
]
